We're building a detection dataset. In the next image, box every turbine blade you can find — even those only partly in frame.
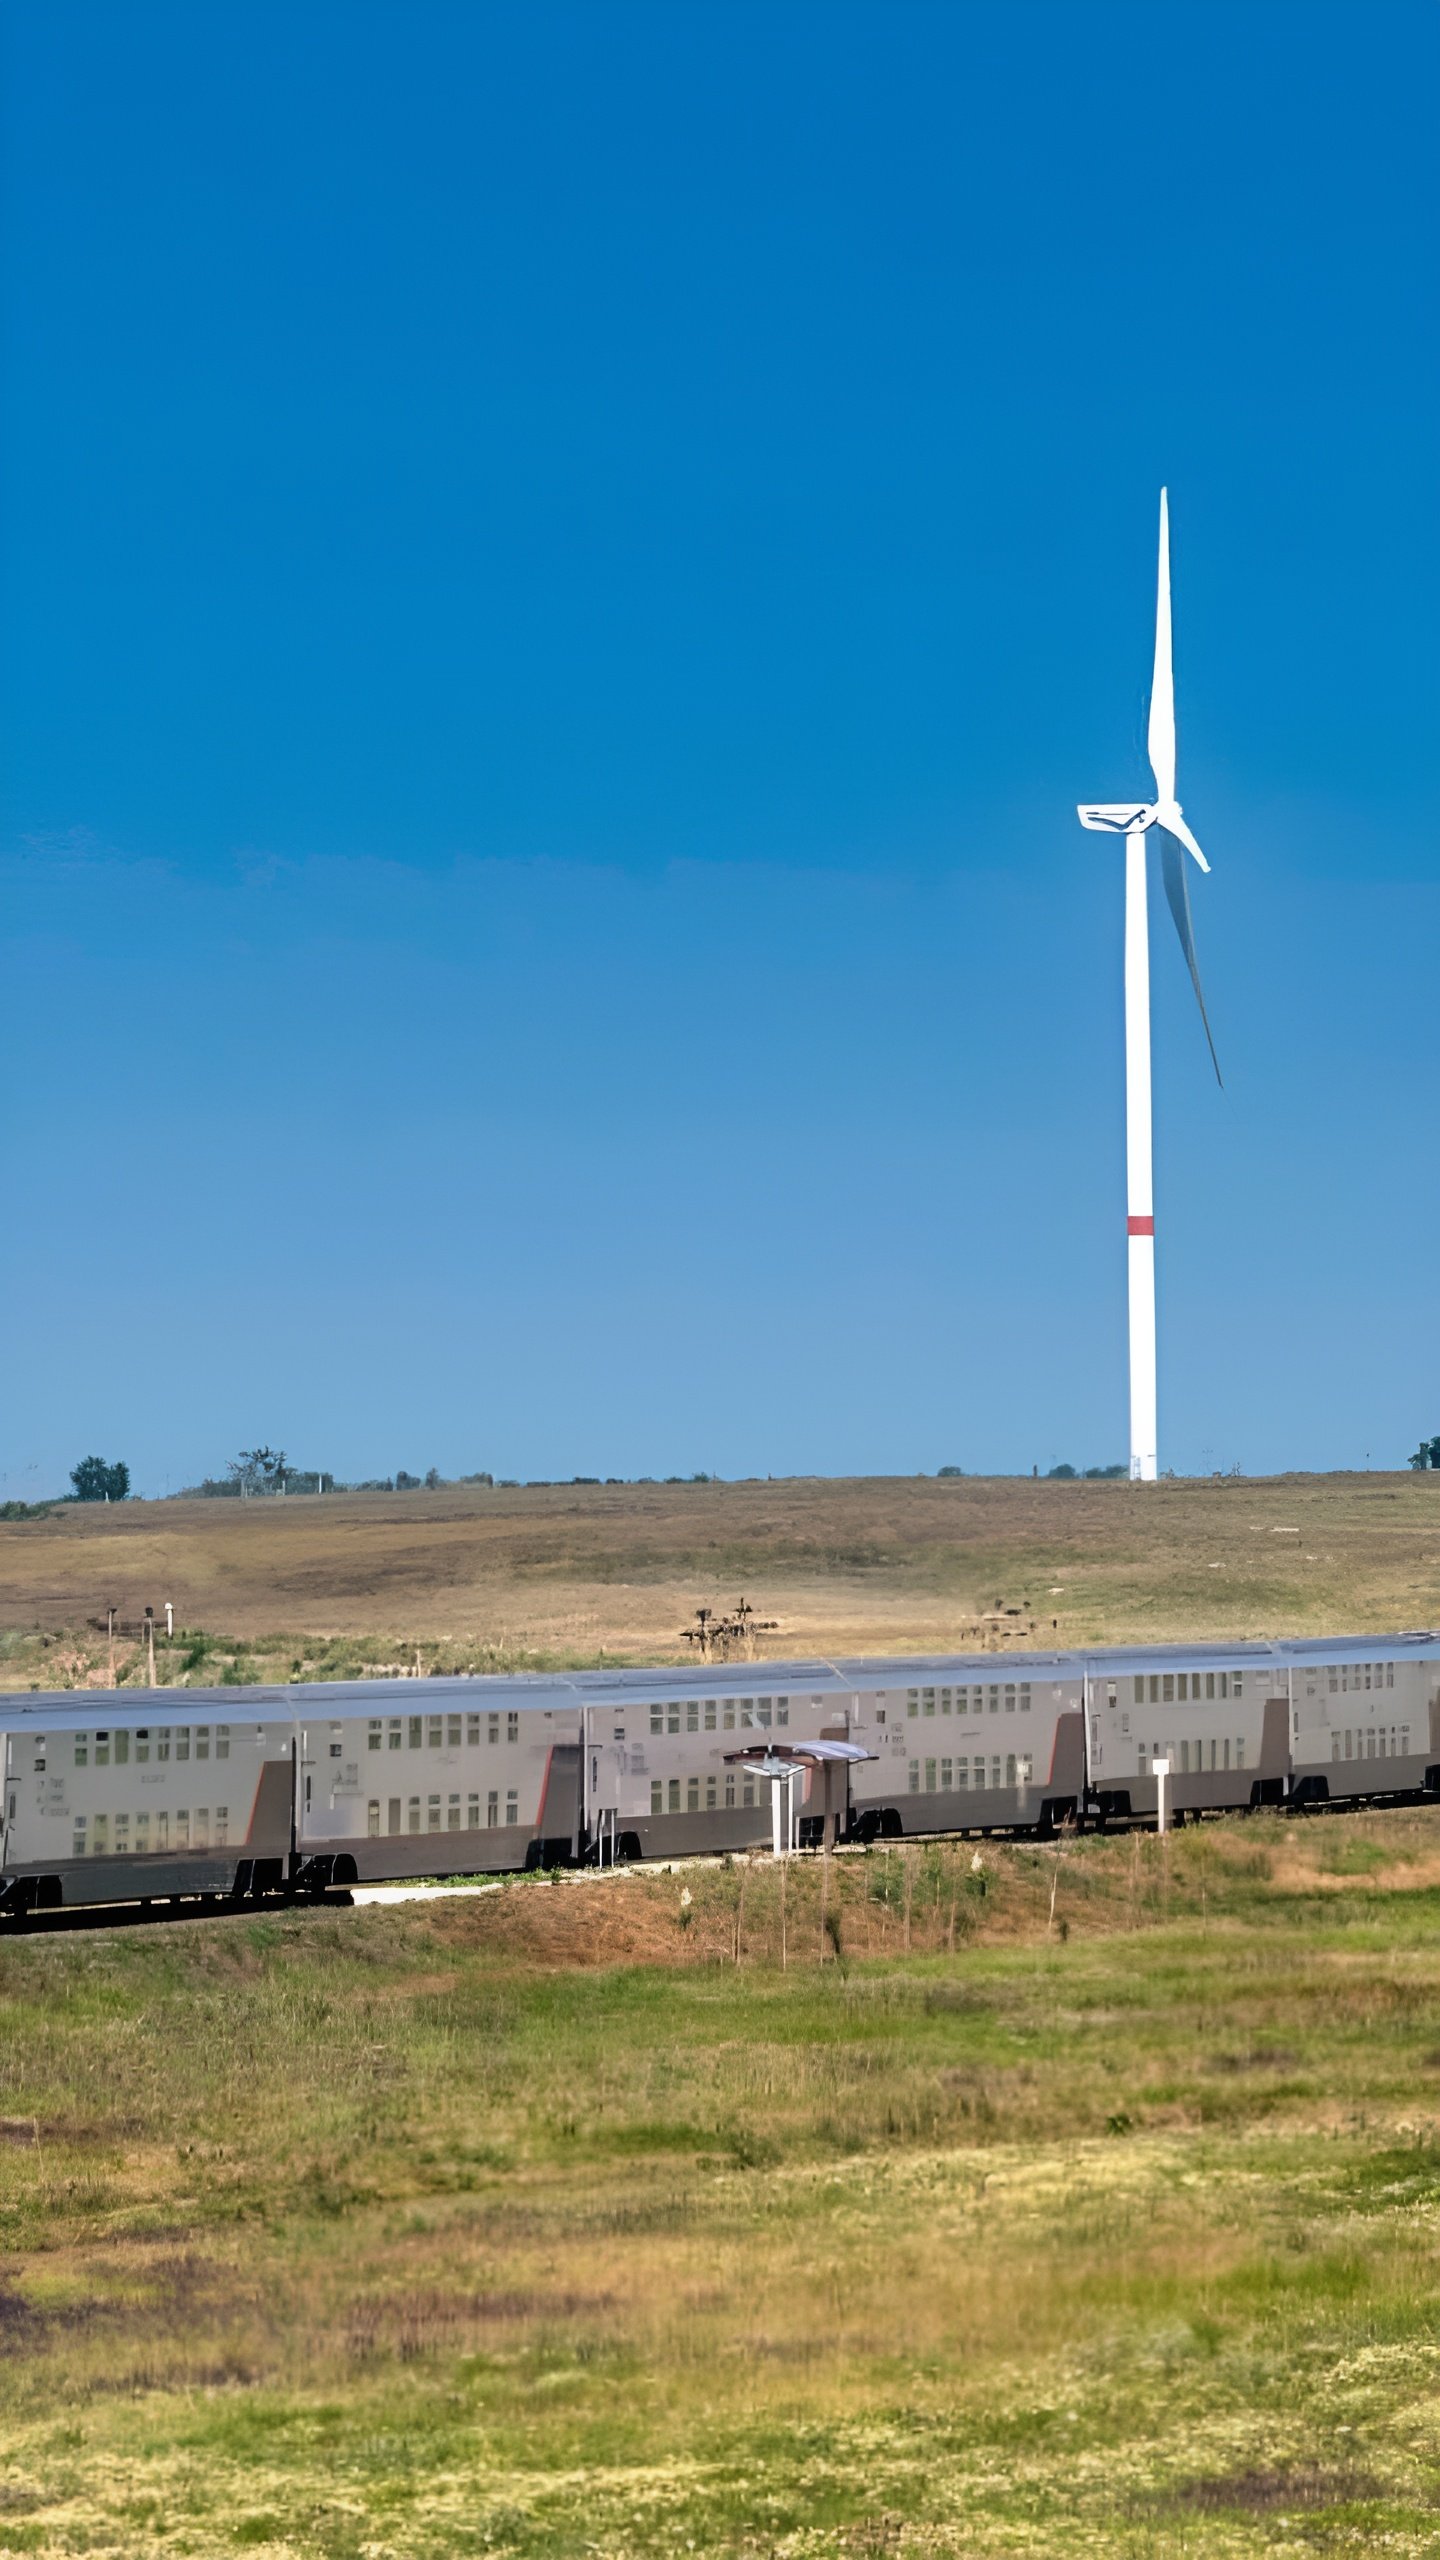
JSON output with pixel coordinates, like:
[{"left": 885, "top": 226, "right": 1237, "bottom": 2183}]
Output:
[
  {"left": 1147, "top": 489, "right": 1176, "bottom": 805},
  {"left": 1157, "top": 803, "right": 1210, "bottom": 873},
  {"left": 1158, "top": 828, "right": 1222, "bottom": 1086}
]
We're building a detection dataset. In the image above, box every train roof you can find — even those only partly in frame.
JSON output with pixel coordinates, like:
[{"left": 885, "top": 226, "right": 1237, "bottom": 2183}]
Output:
[{"left": 1, "top": 1628, "right": 1437, "bottom": 1731}]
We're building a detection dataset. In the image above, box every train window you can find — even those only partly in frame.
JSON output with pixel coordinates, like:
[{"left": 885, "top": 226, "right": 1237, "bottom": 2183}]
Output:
[
  {"left": 73, "top": 1817, "right": 87, "bottom": 1854},
  {"left": 407, "top": 1798, "right": 420, "bottom": 1832},
  {"left": 1004, "top": 1687, "right": 1016, "bottom": 1714},
  {"left": 409, "top": 1718, "right": 422, "bottom": 1749},
  {"left": 368, "top": 1802, "right": 380, "bottom": 1837},
  {"left": 651, "top": 1781, "right": 663, "bottom": 1814},
  {"left": 467, "top": 1793, "right": 479, "bottom": 1826},
  {"left": 704, "top": 1702, "right": 717, "bottom": 1731},
  {"left": 216, "top": 1727, "right": 230, "bottom": 1761},
  {"left": 907, "top": 1692, "right": 918, "bottom": 1717},
  {"left": 369, "top": 1722, "right": 383, "bottom": 1752},
  {"left": 686, "top": 1703, "right": 698, "bottom": 1734},
  {"left": 488, "top": 1715, "right": 500, "bottom": 1745},
  {"left": 136, "top": 1812, "right": 150, "bottom": 1850},
  {"left": 757, "top": 1702, "right": 772, "bottom": 1729},
  {"left": 447, "top": 1795, "right": 461, "bottom": 1829},
  {"left": 74, "top": 1733, "right": 88, "bottom": 1767},
  {"left": 668, "top": 1779, "right": 681, "bottom": 1813},
  {"left": 329, "top": 1740, "right": 342, "bottom": 1759},
  {"left": 194, "top": 1810, "right": 209, "bottom": 1846},
  {"left": 1021, "top": 1687, "right": 1031, "bottom": 1712},
  {"left": 507, "top": 1714, "right": 519, "bottom": 1744},
  {"left": 668, "top": 1703, "right": 681, "bottom": 1735},
  {"left": 777, "top": 1699, "right": 789, "bottom": 1726},
  {"left": 1162, "top": 1677, "right": 1175, "bottom": 1705},
  {"left": 908, "top": 1762, "right": 920, "bottom": 1794},
  {"left": 940, "top": 1758, "right": 953, "bottom": 1789},
  {"left": 956, "top": 1758, "right": 968, "bottom": 1788},
  {"left": 388, "top": 1720, "right": 402, "bottom": 1751},
  {"left": 176, "top": 1728, "right": 191, "bottom": 1762},
  {"left": 687, "top": 1777, "right": 699, "bottom": 1811},
  {"left": 448, "top": 1717, "right": 462, "bottom": 1748},
  {"left": 956, "top": 1691, "right": 968, "bottom": 1716},
  {"left": 1331, "top": 1736, "right": 1341, "bottom": 1762},
  {"left": 1233, "top": 1677, "right": 1243, "bottom": 1699},
  {"left": 487, "top": 1791, "right": 499, "bottom": 1827},
  {"left": 922, "top": 1690, "right": 935, "bottom": 1717},
  {"left": 1387, "top": 1666, "right": 1396, "bottom": 1689},
  {"left": 742, "top": 1776, "right": 755, "bottom": 1807},
  {"left": 215, "top": 1809, "right": 228, "bottom": 1845},
  {"left": 940, "top": 1689, "right": 951, "bottom": 1715},
  {"left": 1133, "top": 1679, "right": 1144, "bottom": 1706},
  {"left": 1235, "top": 1738, "right": 1245, "bottom": 1767},
  {"left": 1222, "top": 1739, "right": 1230, "bottom": 1769},
  {"left": 1329, "top": 1672, "right": 1339, "bottom": 1694},
  {"left": 95, "top": 1733, "right": 110, "bottom": 1768},
  {"left": 196, "top": 1728, "right": 210, "bottom": 1761},
  {"left": 389, "top": 1800, "right": 402, "bottom": 1834},
  {"left": 505, "top": 1790, "right": 517, "bottom": 1824},
  {"left": 1018, "top": 1755, "right": 1032, "bottom": 1784},
  {"left": 1005, "top": 1755, "right": 1016, "bottom": 1786},
  {"left": 1178, "top": 1740, "right": 1188, "bottom": 1773},
  {"left": 175, "top": 1812, "right": 190, "bottom": 1847},
  {"left": 723, "top": 1702, "right": 736, "bottom": 1729},
  {"left": 706, "top": 1774, "right": 717, "bottom": 1809},
  {"left": 725, "top": 1772, "right": 735, "bottom": 1807},
  {"left": 467, "top": 1716, "right": 480, "bottom": 1746},
  {"left": 613, "top": 1725, "right": 625, "bottom": 1742},
  {"left": 650, "top": 1705, "right": 663, "bottom": 1735},
  {"left": 1177, "top": 1675, "right": 1187, "bottom": 1702},
  {"left": 920, "top": 1758, "right": 934, "bottom": 1791},
  {"left": 115, "top": 1813, "right": 130, "bottom": 1850},
  {"left": 427, "top": 1796, "right": 441, "bottom": 1830},
  {"left": 114, "top": 1732, "right": 129, "bottom": 1765},
  {"left": 428, "top": 1719, "right": 442, "bottom": 1750},
  {"left": 1402, "top": 1725, "right": 1410, "bottom": 1753}
]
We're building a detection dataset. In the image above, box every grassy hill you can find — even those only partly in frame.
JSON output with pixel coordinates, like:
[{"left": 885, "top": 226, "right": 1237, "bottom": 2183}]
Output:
[
  {"left": 5, "top": 1816, "right": 1440, "bottom": 2553},
  {"left": 1, "top": 1471, "right": 1439, "bottom": 1689}
]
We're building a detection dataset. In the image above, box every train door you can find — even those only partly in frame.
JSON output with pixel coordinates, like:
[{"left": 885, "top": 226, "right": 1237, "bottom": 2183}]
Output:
[{"left": 535, "top": 1743, "right": 581, "bottom": 1865}]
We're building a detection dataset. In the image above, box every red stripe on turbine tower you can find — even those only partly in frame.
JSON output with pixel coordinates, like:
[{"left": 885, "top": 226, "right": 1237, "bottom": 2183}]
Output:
[{"left": 1127, "top": 1215, "right": 1154, "bottom": 1236}]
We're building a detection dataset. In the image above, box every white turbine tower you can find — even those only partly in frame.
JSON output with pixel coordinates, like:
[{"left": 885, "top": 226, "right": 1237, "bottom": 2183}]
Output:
[{"left": 1077, "top": 490, "right": 1220, "bottom": 1483}]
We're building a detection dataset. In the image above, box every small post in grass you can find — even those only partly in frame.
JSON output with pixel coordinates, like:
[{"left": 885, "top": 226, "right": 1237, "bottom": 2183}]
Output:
[{"left": 1153, "top": 1755, "right": 1170, "bottom": 1837}]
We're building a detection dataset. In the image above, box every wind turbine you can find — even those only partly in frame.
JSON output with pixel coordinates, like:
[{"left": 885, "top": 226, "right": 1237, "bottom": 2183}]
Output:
[{"left": 1077, "top": 490, "right": 1220, "bottom": 1483}]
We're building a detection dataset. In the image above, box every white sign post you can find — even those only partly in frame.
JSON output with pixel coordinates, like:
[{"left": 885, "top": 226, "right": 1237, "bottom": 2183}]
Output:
[{"left": 1153, "top": 1755, "right": 1171, "bottom": 1837}]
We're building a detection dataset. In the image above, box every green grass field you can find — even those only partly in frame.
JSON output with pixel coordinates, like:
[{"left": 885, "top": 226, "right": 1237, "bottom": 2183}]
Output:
[{"left": 6, "top": 1817, "right": 1440, "bottom": 2555}]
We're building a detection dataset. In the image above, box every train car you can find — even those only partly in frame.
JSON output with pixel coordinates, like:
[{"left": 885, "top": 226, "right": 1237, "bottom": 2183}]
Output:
[
  {"left": 576, "top": 1662, "right": 852, "bottom": 1861},
  {"left": 840, "top": 1655, "right": 1087, "bottom": 1839},
  {"left": 0, "top": 1678, "right": 586, "bottom": 1914},
  {"left": 6, "top": 1629, "right": 1440, "bottom": 1917},
  {"left": 1287, "top": 1635, "right": 1440, "bottom": 1806},
  {"left": 1082, "top": 1641, "right": 1287, "bottom": 1821}
]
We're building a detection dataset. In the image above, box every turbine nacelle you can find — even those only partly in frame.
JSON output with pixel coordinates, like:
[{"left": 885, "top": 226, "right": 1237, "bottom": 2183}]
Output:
[{"left": 1076, "top": 799, "right": 1210, "bottom": 872}]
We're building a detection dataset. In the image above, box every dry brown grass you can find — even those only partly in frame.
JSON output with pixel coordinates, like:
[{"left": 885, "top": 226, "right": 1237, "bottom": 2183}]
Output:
[{"left": 2, "top": 1470, "right": 1439, "bottom": 1675}]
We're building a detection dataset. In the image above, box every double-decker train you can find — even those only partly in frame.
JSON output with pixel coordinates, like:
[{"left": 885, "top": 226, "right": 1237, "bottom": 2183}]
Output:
[{"left": 2, "top": 1629, "right": 1437, "bottom": 1917}]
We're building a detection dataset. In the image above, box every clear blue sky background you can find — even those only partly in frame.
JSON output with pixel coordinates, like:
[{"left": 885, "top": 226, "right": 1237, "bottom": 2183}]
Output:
[{"left": 1, "top": 0, "right": 1436, "bottom": 1497}]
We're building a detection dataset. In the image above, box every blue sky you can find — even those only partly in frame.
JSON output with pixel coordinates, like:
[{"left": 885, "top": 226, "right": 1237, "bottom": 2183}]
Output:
[{"left": 1, "top": 0, "right": 1436, "bottom": 1496}]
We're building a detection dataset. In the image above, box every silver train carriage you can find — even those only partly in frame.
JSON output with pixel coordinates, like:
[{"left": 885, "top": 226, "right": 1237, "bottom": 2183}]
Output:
[{"left": 2, "top": 1633, "right": 1439, "bottom": 1915}]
